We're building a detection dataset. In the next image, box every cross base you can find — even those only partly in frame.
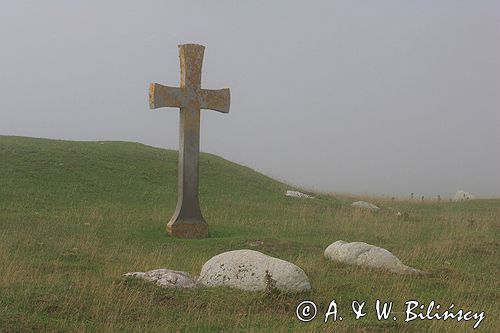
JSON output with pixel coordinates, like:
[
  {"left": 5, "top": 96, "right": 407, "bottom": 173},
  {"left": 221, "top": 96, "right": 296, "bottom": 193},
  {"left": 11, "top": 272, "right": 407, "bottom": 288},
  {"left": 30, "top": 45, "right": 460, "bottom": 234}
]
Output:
[{"left": 167, "top": 218, "right": 209, "bottom": 239}]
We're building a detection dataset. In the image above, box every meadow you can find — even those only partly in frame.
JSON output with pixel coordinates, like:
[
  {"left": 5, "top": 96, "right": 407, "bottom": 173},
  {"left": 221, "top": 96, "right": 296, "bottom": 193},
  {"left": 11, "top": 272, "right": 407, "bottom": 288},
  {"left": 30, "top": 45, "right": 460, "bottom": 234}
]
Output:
[{"left": 0, "top": 136, "right": 498, "bottom": 332}]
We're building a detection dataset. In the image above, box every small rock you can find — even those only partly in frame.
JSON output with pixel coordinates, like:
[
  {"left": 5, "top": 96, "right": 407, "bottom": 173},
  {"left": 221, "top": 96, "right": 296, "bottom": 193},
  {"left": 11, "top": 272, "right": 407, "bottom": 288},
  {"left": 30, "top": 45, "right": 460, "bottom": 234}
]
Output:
[
  {"left": 324, "top": 240, "right": 424, "bottom": 275},
  {"left": 247, "top": 240, "right": 264, "bottom": 247},
  {"left": 396, "top": 211, "right": 410, "bottom": 220},
  {"left": 453, "top": 190, "right": 475, "bottom": 202},
  {"left": 198, "top": 250, "right": 311, "bottom": 293},
  {"left": 285, "top": 190, "right": 315, "bottom": 199},
  {"left": 351, "top": 201, "right": 379, "bottom": 210},
  {"left": 124, "top": 269, "right": 199, "bottom": 289}
]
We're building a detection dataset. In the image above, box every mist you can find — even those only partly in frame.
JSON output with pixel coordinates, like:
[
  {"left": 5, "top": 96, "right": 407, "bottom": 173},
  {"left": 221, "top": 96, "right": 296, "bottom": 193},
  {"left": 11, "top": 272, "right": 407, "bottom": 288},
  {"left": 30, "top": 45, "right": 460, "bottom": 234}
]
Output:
[{"left": 1, "top": 1, "right": 499, "bottom": 198}]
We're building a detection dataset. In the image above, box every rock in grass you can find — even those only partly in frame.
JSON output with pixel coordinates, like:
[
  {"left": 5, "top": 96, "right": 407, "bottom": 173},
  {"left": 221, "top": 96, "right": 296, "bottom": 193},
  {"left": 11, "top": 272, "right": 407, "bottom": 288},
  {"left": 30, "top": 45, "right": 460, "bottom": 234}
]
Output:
[
  {"left": 453, "top": 190, "right": 475, "bottom": 202},
  {"left": 125, "top": 269, "right": 199, "bottom": 289},
  {"left": 324, "top": 241, "right": 425, "bottom": 275},
  {"left": 198, "top": 250, "right": 311, "bottom": 293},
  {"left": 351, "top": 201, "right": 379, "bottom": 210},
  {"left": 285, "top": 190, "right": 315, "bottom": 199}
]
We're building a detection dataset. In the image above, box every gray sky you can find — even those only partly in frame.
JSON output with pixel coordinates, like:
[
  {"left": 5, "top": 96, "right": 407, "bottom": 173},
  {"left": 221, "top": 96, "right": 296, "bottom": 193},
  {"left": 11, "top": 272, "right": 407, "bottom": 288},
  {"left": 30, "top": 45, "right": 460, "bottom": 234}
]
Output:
[{"left": 1, "top": 1, "right": 499, "bottom": 198}]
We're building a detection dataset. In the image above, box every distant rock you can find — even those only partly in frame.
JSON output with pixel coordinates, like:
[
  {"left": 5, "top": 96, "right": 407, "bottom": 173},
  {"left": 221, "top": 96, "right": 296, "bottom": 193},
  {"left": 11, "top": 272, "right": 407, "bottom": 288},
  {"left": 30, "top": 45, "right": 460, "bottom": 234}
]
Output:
[
  {"left": 198, "top": 250, "right": 311, "bottom": 293},
  {"left": 324, "top": 240, "right": 425, "bottom": 275},
  {"left": 246, "top": 239, "right": 264, "bottom": 247},
  {"left": 125, "top": 269, "right": 199, "bottom": 289},
  {"left": 285, "top": 190, "right": 315, "bottom": 199},
  {"left": 453, "top": 190, "right": 475, "bottom": 202},
  {"left": 351, "top": 201, "right": 379, "bottom": 210}
]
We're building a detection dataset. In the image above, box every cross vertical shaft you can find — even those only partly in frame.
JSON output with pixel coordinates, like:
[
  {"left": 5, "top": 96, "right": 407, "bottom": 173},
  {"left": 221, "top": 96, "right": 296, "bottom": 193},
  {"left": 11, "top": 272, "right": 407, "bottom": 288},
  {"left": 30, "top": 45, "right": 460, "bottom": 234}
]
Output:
[
  {"left": 171, "top": 44, "right": 206, "bottom": 238},
  {"left": 149, "top": 44, "right": 230, "bottom": 239},
  {"left": 174, "top": 93, "right": 205, "bottom": 236}
]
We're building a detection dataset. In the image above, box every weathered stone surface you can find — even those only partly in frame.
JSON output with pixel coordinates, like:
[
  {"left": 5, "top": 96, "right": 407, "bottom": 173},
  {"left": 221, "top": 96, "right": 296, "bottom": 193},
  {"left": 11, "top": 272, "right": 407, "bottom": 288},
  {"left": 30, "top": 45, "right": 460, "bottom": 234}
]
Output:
[
  {"left": 324, "top": 241, "right": 424, "bottom": 275},
  {"left": 351, "top": 201, "right": 379, "bottom": 210},
  {"left": 149, "top": 44, "right": 231, "bottom": 239},
  {"left": 198, "top": 250, "right": 311, "bottom": 293},
  {"left": 453, "top": 190, "right": 475, "bottom": 202},
  {"left": 125, "top": 269, "right": 199, "bottom": 289},
  {"left": 285, "top": 190, "right": 315, "bottom": 199}
]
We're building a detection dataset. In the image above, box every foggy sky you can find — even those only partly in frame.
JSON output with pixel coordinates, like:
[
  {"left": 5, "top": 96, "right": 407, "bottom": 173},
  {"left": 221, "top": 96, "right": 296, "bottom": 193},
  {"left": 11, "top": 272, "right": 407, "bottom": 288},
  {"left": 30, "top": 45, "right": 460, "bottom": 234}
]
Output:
[{"left": 1, "top": 1, "right": 499, "bottom": 198}]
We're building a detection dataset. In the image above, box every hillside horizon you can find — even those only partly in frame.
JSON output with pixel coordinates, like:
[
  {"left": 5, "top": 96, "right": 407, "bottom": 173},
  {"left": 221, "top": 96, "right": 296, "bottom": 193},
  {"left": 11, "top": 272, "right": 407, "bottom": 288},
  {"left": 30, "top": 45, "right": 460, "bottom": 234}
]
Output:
[{"left": 1, "top": 135, "right": 493, "bottom": 200}]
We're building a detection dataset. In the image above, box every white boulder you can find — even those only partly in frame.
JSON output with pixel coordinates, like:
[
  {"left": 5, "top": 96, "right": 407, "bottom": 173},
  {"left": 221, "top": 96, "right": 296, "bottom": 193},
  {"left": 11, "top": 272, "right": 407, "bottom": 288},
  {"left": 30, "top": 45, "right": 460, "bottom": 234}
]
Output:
[
  {"left": 351, "top": 201, "right": 379, "bottom": 210},
  {"left": 324, "top": 241, "right": 424, "bottom": 275},
  {"left": 285, "top": 190, "right": 315, "bottom": 199},
  {"left": 198, "top": 250, "right": 311, "bottom": 293},
  {"left": 125, "top": 269, "right": 199, "bottom": 289},
  {"left": 453, "top": 190, "right": 475, "bottom": 202}
]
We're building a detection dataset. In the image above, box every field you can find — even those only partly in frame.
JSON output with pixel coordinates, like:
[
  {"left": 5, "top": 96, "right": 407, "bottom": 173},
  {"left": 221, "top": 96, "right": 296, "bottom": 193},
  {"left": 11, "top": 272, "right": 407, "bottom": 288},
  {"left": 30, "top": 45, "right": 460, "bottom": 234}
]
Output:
[{"left": 0, "top": 136, "right": 498, "bottom": 332}]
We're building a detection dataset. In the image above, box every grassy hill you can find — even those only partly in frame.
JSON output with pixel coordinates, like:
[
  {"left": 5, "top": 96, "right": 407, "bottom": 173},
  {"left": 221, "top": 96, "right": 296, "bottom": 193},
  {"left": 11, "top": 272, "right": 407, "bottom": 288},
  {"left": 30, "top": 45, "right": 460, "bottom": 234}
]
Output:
[{"left": 0, "top": 136, "right": 498, "bottom": 332}]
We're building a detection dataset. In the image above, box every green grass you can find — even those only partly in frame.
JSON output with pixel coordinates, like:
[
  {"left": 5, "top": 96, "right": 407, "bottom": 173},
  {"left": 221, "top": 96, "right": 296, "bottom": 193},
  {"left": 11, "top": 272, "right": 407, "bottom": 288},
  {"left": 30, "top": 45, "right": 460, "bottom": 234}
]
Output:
[{"left": 0, "top": 135, "right": 498, "bottom": 332}]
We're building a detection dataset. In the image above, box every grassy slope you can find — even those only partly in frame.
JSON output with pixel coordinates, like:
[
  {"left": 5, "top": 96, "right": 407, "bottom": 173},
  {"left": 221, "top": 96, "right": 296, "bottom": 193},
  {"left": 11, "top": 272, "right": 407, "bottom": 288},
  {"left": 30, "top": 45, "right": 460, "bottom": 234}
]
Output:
[{"left": 0, "top": 136, "right": 498, "bottom": 332}]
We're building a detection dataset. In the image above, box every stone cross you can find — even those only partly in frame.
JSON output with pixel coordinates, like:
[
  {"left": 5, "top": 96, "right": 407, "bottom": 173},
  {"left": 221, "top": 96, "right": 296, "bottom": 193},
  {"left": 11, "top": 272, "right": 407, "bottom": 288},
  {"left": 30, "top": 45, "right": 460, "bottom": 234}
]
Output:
[{"left": 149, "top": 44, "right": 230, "bottom": 239}]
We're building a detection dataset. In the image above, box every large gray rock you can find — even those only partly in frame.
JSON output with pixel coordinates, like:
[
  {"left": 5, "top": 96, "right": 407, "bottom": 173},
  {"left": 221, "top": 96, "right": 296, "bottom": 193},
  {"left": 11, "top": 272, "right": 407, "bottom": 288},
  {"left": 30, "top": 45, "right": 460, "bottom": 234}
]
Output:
[
  {"left": 453, "top": 190, "right": 475, "bottom": 202},
  {"left": 324, "top": 241, "right": 424, "bottom": 275},
  {"left": 125, "top": 269, "right": 199, "bottom": 289},
  {"left": 198, "top": 250, "right": 311, "bottom": 293},
  {"left": 285, "top": 190, "right": 315, "bottom": 199},
  {"left": 351, "top": 201, "right": 379, "bottom": 210}
]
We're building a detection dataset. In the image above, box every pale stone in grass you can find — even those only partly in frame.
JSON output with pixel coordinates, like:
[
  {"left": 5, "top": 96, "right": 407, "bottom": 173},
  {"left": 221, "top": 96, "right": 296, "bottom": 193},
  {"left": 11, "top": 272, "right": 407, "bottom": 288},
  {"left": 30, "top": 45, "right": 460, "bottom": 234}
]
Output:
[
  {"left": 324, "top": 240, "right": 425, "bottom": 275},
  {"left": 351, "top": 201, "right": 379, "bottom": 210},
  {"left": 246, "top": 239, "right": 264, "bottom": 247},
  {"left": 198, "top": 250, "right": 311, "bottom": 293},
  {"left": 285, "top": 190, "right": 315, "bottom": 199},
  {"left": 125, "top": 269, "right": 199, "bottom": 289},
  {"left": 453, "top": 190, "right": 475, "bottom": 202}
]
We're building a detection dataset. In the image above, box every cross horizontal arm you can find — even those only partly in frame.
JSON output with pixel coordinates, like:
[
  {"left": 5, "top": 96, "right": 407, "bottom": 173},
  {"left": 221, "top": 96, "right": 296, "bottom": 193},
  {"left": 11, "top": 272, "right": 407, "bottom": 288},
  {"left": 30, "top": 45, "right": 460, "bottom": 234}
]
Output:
[
  {"left": 199, "top": 88, "right": 231, "bottom": 113},
  {"left": 149, "top": 83, "right": 185, "bottom": 109}
]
